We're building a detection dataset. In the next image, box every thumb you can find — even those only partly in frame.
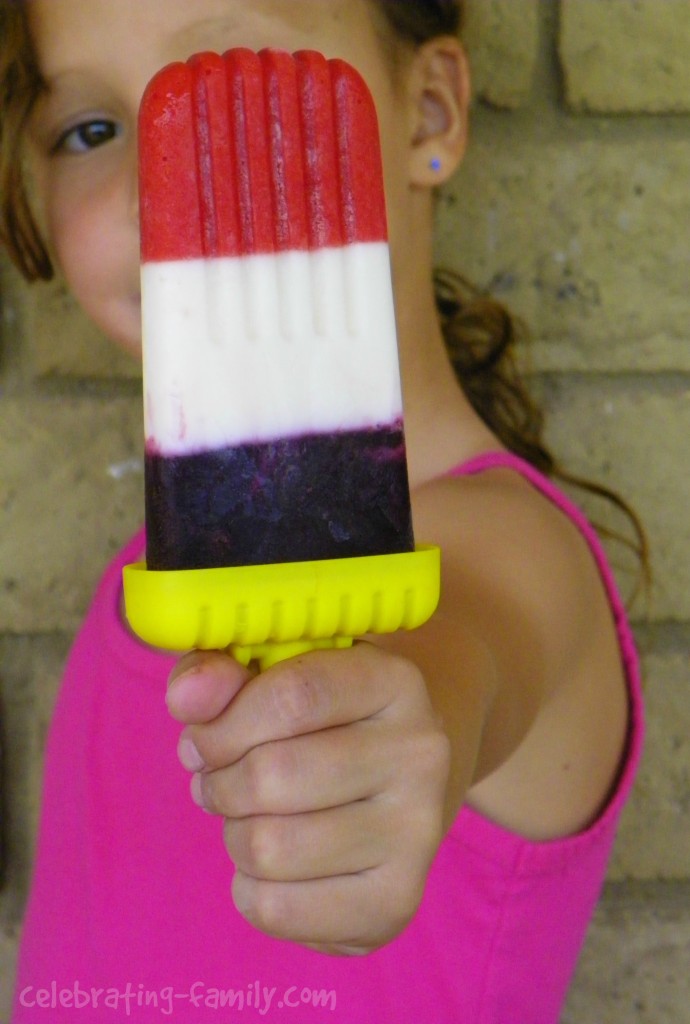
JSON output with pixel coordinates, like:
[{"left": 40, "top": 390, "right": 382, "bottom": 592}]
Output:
[{"left": 166, "top": 650, "right": 254, "bottom": 724}]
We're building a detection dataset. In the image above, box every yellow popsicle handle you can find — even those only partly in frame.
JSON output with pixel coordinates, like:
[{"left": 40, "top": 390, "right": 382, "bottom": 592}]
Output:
[
  {"left": 232, "top": 636, "right": 355, "bottom": 670},
  {"left": 123, "top": 545, "right": 440, "bottom": 670}
]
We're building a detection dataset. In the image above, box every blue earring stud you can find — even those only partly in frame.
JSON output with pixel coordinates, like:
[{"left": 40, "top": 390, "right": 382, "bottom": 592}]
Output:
[{"left": 430, "top": 157, "right": 442, "bottom": 172}]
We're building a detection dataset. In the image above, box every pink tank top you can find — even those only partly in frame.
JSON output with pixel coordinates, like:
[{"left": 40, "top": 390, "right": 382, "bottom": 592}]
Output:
[{"left": 12, "top": 453, "right": 643, "bottom": 1023}]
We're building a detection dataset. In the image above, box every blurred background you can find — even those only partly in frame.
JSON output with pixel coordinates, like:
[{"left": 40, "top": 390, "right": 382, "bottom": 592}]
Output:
[{"left": 1, "top": 1, "right": 689, "bottom": 1019}]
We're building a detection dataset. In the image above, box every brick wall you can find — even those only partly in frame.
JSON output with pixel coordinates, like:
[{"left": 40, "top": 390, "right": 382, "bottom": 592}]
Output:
[{"left": 1, "top": 0, "right": 689, "bottom": 977}]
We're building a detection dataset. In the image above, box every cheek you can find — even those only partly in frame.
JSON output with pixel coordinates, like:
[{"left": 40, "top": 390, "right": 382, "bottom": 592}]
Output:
[
  {"left": 45, "top": 174, "right": 142, "bottom": 353},
  {"left": 48, "top": 183, "right": 115, "bottom": 297}
]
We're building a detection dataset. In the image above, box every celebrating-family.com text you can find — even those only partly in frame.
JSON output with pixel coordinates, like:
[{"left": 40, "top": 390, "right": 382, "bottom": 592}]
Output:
[{"left": 18, "top": 980, "right": 338, "bottom": 1016}]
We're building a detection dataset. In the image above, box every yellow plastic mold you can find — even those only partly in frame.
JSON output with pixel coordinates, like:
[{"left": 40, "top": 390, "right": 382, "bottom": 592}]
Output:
[{"left": 123, "top": 545, "right": 440, "bottom": 668}]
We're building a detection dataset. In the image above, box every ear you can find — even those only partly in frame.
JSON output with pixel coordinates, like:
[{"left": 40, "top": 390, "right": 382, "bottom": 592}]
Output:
[{"left": 406, "top": 36, "right": 470, "bottom": 187}]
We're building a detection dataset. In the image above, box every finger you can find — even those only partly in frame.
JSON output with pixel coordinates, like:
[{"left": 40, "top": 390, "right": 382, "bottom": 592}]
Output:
[
  {"left": 188, "top": 642, "right": 425, "bottom": 768},
  {"left": 191, "top": 719, "right": 397, "bottom": 813},
  {"left": 231, "top": 866, "right": 425, "bottom": 952},
  {"left": 222, "top": 799, "right": 393, "bottom": 882},
  {"left": 166, "top": 650, "right": 254, "bottom": 724}
]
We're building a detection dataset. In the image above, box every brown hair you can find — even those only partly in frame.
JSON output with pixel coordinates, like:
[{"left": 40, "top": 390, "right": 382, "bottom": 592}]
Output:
[
  {"left": 0, "top": 0, "right": 649, "bottom": 595},
  {"left": 0, "top": 1, "right": 50, "bottom": 279}
]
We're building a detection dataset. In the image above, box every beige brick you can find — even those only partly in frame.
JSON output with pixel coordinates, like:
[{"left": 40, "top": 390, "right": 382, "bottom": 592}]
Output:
[
  {"left": 564, "top": 882, "right": 690, "bottom": 1023},
  {"left": 0, "top": 397, "right": 144, "bottom": 632},
  {"left": 437, "top": 136, "right": 690, "bottom": 371},
  {"left": 560, "top": 0, "right": 690, "bottom": 114},
  {"left": 1, "top": 258, "right": 28, "bottom": 377},
  {"left": 542, "top": 378, "right": 690, "bottom": 622},
  {"left": 463, "top": 0, "right": 539, "bottom": 109},
  {"left": 0, "top": 926, "right": 19, "bottom": 1022},
  {"left": 608, "top": 645, "right": 690, "bottom": 880},
  {"left": 0, "top": 635, "right": 70, "bottom": 915}
]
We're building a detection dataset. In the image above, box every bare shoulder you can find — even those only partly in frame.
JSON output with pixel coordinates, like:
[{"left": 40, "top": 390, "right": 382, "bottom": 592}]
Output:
[
  {"left": 412, "top": 466, "right": 602, "bottom": 644},
  {"left": 410, "top": 465, "right": 630, "bottom": 840}
]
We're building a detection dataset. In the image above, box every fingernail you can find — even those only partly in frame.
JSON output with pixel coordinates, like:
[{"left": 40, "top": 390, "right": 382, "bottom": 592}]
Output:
[
  {"left": 166, "top": 661, "right": 211, "bottom": 718},
  {"left": 169, "top": 650, "right": 205, "bottom": 683},
  {"left": 190, "top": 773, "right": 208, "bottom": 810},
  {"left": 178, "top": 734, "right": 206, "bottom": 773}
]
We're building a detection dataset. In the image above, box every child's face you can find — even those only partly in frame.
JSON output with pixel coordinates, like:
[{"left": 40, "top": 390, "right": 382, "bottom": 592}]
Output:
[{"left": 26, "top": 0, "right": 412, "bottom": 357}]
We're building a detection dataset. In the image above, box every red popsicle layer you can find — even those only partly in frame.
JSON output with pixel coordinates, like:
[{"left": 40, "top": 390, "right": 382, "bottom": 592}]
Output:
[{"left": 139, "top": 48, "right": 388, "bottom": 261}]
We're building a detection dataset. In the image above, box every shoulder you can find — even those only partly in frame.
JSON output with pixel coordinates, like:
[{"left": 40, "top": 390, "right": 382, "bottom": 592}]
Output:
[{"left": 412, "top": 464, "right": 602, "bottom": 656}]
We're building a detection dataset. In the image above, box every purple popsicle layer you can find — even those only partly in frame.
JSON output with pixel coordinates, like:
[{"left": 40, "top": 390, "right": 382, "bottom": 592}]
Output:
[
  {"left": 145, "top": 424, "right": 413, "bottom": 570},
  {"left": 139, "top": 49, "right": 414, "bottom": 571}
]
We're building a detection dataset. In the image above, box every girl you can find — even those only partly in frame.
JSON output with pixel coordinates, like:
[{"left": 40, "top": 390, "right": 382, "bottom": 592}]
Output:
[{"left": 1, "top": 1, "right": 644, "bottom": 1021}]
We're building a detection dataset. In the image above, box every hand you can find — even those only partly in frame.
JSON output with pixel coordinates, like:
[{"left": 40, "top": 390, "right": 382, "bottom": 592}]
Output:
[{"left": 166, "top": 643, "right": 450, "bottom": 955}]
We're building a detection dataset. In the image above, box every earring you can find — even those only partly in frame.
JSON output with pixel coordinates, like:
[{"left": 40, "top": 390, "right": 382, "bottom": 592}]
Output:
[{"left": 429, "top": 157, "right": 442, "bottom": 172}]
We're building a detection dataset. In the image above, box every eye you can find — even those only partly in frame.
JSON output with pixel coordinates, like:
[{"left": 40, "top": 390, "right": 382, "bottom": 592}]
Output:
[{"left": 54, "top": 118, "right": 120, "bottom": 155}]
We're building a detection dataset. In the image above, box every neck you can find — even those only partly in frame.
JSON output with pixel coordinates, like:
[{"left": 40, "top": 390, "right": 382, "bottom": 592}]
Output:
[{"left": 394, "top": 268, "right": 498, "bottom": 489}]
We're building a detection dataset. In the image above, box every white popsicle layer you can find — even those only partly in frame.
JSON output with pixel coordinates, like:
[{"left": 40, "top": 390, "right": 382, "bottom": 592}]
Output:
[{"left": 142, "top": 242, "right": 403, "bottom": 456}]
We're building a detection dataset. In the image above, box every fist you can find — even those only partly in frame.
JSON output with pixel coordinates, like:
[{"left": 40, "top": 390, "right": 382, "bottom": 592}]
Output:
[{"left": 166, "top": 642, "right": 450, "bottom": 955}]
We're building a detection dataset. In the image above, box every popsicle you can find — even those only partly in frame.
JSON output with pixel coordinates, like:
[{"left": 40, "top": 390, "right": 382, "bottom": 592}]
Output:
[
  {"left": 124, "top": 48, "right": 440, "bottom": 664},
  {"left": 139, "top": 47, "right": 414, "bottom": 572}
]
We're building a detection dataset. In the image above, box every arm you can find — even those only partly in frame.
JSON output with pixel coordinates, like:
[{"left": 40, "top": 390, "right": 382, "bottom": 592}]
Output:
[{"left": 405, "top": 470, "right": 629, "bottom": 838}]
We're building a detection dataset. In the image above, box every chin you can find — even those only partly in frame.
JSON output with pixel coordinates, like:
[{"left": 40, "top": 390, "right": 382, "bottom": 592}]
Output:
[
  {"left": 98, "top": 322, "right": 142, "bottom": 360},
  {"left": 96, "top": 306, "right": 142, "bottom": 360},
  {"left": 114, "top": 336, "right": 143, "bottom": 360}
]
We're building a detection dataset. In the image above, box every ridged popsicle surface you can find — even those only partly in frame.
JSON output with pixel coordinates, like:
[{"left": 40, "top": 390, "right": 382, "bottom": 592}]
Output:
[
  {"left": 140, "top": 49, "right": 387, "bottom": 260},
  {"left": 139, "top": 48, "right": 414, "bottom": 569}
]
